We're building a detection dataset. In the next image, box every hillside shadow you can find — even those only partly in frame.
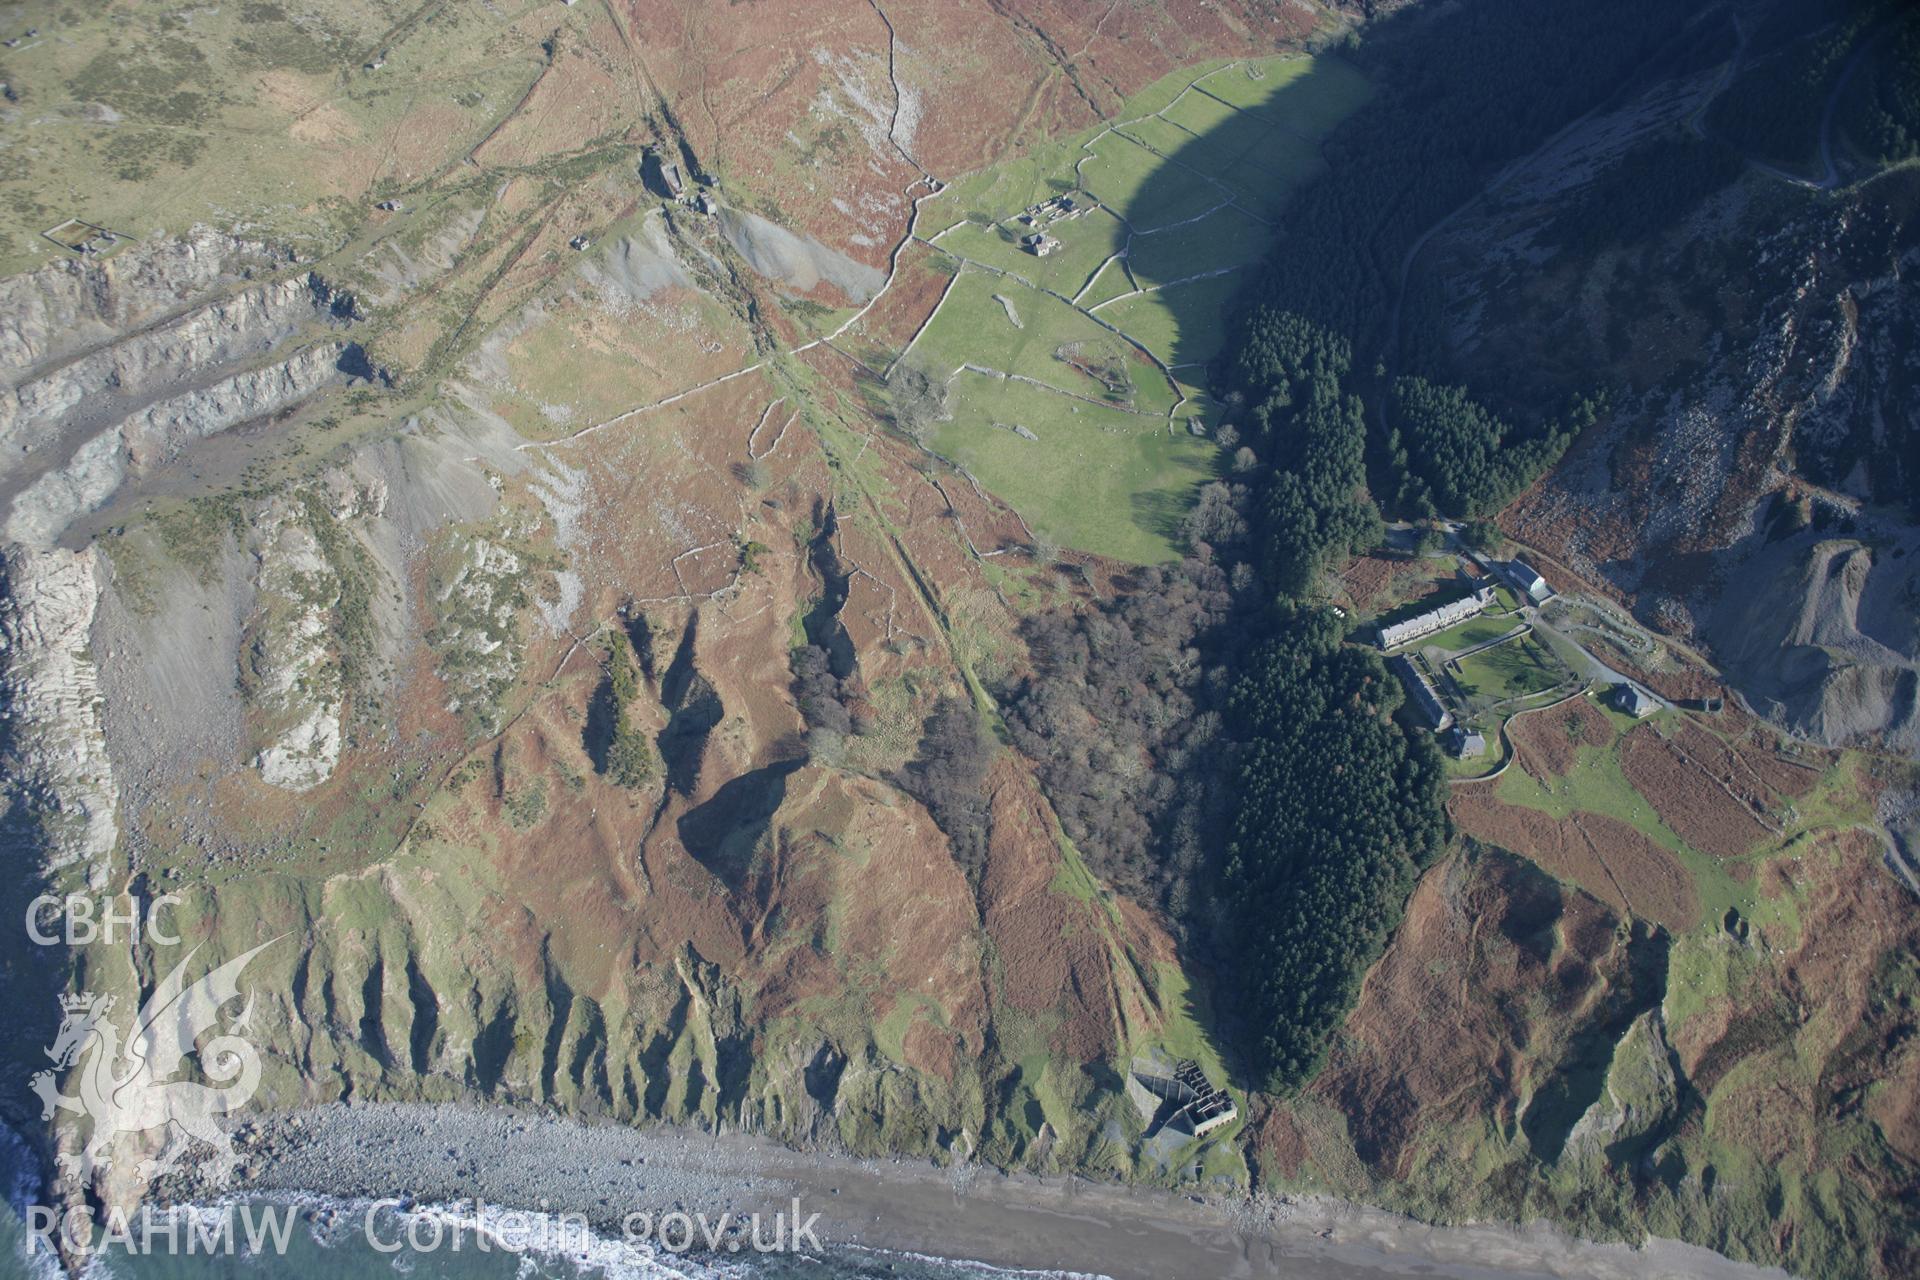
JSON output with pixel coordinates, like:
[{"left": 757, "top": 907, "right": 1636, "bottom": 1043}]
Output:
[
  {"left": 657, "top": 616, "right": 724, "bottom": 796},
  {"left": 677, "top": 759, "right": 804, "bottom": 887},
  {"left": 1109, "top": 55, "right": 1367, "bottom": 377},
  {"left": 1059, "top": 55, "right": 1370, "bottom": 555},
  {"left": 1129, "top": 486, "right": 1202, "bottom": 548},
  {"left": 583, "top": 669, "right": 618, "bottom": 772},
  {"left": 1520, "top": 922, "right": 1670, "bottom": 1163}
]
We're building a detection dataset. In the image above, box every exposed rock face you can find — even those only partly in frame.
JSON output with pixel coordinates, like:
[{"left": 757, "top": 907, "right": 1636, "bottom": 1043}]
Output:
[
  {"left": 0, "top": 272, "right": 349, "bottom": 458},
  {"left": 5, "top": 340, "right": 368, "bottom": 547},
  {"left": 1706, "top": 534, "right": 1920, "bottom": 753},
  {"left": 245, "top": 506, "right": 345, "bottom": 791},
  {"left": 0, "top": 226, "right": 291, "bottom": 381},
  {"left": 242, "top": 473, "right": 390, "bottom": 792},
  {"left": 0, "top": 225, "right": 403, "bottom": 881},
  {"left": 587, "top": 224, "right": 694, "bottom": 305},
  {"left": 122, "top": 340, "right": 361, "bottom": 469},
  {"left": 717, "top": 207, "right": 887, "bottom": 303},
  {"left": 53, "top": 414, "right": 501, "bottom": 838},
  {"left": 0, "top": 546, "right": 116, "bottom": 878},
  {"left": 0, "top": 223, "right": 368, "bottom": 550},
  {"left": 1562, "top": 197, "right": 1920, "bottom": 751},
  {"left": 1422, "top": 98, "right": 1920, "bottom": 748},
  {"left": 428, "top": 532, "right": 532, "bottom": 733}
]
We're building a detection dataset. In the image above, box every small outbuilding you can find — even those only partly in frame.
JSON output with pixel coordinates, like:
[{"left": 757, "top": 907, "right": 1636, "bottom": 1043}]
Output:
[
  {"left": 1449, "top": 727, "right": 1487, "bottom": 759},
  {"left": 1611, "top": 683, "right": 1658, "bottom": 718},
  {"left": 42, "top": 219, "right": 122, "bottom": 257}
]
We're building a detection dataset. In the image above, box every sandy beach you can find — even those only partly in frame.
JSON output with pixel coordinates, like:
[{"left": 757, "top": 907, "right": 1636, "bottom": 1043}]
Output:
[{"left": 162, "top": 1103, "right": 1789, "bottom": 1280}]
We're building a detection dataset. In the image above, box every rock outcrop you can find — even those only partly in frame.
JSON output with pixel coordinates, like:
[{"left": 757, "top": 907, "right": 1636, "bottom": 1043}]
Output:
[
  {"left": 0, "top": 546, "right": 116, "bottom": 878},
  {"left": 428, "top": 531, "right": 532, "bottom": 734},
  {"left": 244, "top": 507, "right": 345, "bottom": 791},
  {"left": 0, "top": 226, "right": 291, "bottom": 381},
  {"left": 0, "top": 271, "right": 350, "bottom": 458},
  {"left": 5, "top": 341, "right": 371, "bottom": 547},
  {"left": 1707, "top": 533, "right": 1920, "bottom": 753},
  {"left": 241, "top": 473, "right": 389, "bottom": 792},
  {"left": 1, "top": 224, "right": 369, "bottom": 550},
  {"left": 1423, "top": 103, "right": 1920, "bottom": 749}
]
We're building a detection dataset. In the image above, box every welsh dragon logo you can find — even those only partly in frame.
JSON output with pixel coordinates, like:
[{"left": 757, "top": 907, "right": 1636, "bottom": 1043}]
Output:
[{"left": 30, "top": 939, "right": 279, "bottom": 1186}]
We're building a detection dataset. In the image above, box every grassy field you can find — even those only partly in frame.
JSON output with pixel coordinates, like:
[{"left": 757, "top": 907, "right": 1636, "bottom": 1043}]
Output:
[
  {"left": 1078, "top": 258, "right": 1140, "bottom": 309},
  {"left": 1491, "top": 706, "right": 1783, "bottom": 926},
  {"left": 936, "top": 210, "right": 1124, "bottom": 299},
  {"left": 1080, "top": 133, "right": 1225, "bottom": 229},
  {"left": 1426, "top": 615, "right": 1521, "bottom": 652},
  {"left": 1123, "top": 204, "right": 1272, "bottom": 286},
  {"left": 1451, "top": 634, "right": 1566, "bottom": 700},
  {"left": 1429, "top": 620, "right": 1578, "bottom": 780},
  {"left": 931, "top": 377, "right": 1216, "bottom": 565},
  {"left": 1099, "top": 273, "right": 1248, "bottom": 372},
  {"left": 1195, "top": 56, "right": 1374, "bottom": 127},
  {"left": 911, "top": 272, "right": 1177, "bottom": 415},
  {"left": 0, "top": 0, "right": 581, "bottom": 275},
  {"left": 906, "top": 52, "right": 1372, "bottom": 562}
]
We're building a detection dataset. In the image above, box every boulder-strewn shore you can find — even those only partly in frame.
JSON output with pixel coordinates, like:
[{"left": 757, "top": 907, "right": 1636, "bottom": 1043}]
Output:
[{"left": 159, "top": 1103, "right": 1788, "bottom": 1280}]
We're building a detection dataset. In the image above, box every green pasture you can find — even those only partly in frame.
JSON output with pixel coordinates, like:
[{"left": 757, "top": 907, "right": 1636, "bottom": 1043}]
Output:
[
  {"left": 907, "top": 51, "right": 1372, "bottom": 561},
  {"left": 931, "top": 377, "right": 1215, "bottom": 564}
]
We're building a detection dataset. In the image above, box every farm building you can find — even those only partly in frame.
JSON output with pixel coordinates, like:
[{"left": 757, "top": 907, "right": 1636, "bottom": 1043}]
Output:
[
  {"left": 1449, "top": 727, "right": 1487, "bottom": 758},
  {"left": 1018, "top": 193, "right": 1090, "bottom": 227},
  {"left": 1612, "top": 682, "right": 1658, "bottom": 717},
  {"left": 1376, "top": 585, "right": 1494, "bottom": 649},
  {"left": 1391, "top": 655, "right": 1453, "bottom": 731},
  {"left": 1021, "top": 232, "right": 1061, "bottom": 257}
]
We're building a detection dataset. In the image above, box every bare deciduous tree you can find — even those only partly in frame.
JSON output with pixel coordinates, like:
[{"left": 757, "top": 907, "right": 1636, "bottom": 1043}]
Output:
[{"left": 887, "top": 361, "right": 951, "bottom": 446}]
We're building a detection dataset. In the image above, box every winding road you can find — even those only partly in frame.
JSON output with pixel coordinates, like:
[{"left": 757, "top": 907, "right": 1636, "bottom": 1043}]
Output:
[{"left": 1692, "top": 9, "right": 1883, "bottom": 191}]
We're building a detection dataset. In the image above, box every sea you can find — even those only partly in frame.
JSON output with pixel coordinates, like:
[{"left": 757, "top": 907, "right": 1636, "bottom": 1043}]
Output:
[{"left": 0, "top": 1127, "right": 1109, "bottom": 1280}]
